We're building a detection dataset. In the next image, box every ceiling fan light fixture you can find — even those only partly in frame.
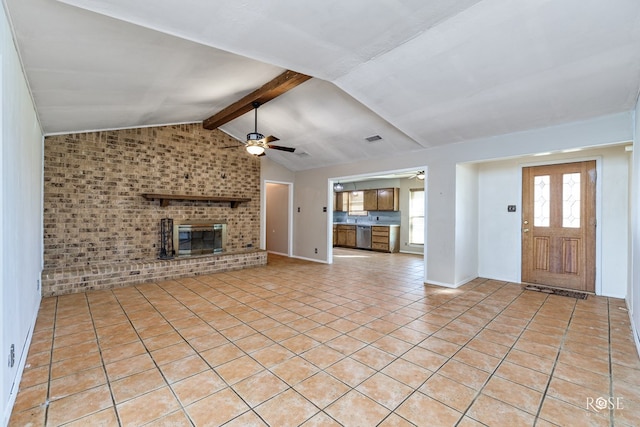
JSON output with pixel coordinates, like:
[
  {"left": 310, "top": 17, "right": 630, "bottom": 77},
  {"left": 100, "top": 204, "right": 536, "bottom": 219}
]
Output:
[
  {"left": 246, "top": 131, "right": 266, "bottom": 155},
  {"left": 246, "top": 143, "right": 265, "bottom": 156},
  {"left": 333, "top": 182, "right": 344, "bottom": 191},
  {"left": 246, "top": 140, "right": 265, "bottom": 156},
  {"left": 417, "top": 171, "right": 425, "bottom": 180}
]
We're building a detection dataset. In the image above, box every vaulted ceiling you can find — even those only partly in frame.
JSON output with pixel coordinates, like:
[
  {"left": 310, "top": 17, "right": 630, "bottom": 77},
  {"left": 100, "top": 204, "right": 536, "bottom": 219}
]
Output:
[{"left": 5, "top": 0, "right": 640, "bottom": 171}]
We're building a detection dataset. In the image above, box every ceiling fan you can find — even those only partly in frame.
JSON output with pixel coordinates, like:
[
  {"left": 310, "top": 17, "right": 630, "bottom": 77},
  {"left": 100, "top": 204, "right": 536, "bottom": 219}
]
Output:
[
  {"left": 408, "top": 171, "right": 425, "bottom": 180},
  {"left": 228, "top": 101, "right": 296, "bottom": 156}
]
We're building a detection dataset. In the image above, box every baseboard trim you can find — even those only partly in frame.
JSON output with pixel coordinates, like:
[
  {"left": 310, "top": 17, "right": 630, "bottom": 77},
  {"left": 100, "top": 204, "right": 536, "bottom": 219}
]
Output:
[
  {"left": 291, "top": 255, "right": 329, "bottom": 264},
  {"left": 424, "top": 276, "right": 476, "bottom": 289},
  {"left": 267, "top": 251, "right": 289, "bottom": 257},
  {"left": 626, "top": 298, "right": 640, "bottom": 361},
  {"left": 4, "top": 305, "right": 39, "bottom": 427},
  {"left": 399, "top": 249, "right": 423, "bottom": 255}
]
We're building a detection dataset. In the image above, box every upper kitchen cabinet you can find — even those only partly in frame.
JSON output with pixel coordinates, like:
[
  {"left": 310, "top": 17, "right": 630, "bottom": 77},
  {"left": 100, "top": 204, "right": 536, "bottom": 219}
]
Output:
[
  {"left": 363, "top": 188, "right": 399, "bottom": 211},
  {"left": 363, "top": 190, "right": 378, "bottom": 211},
  {"left": 334, "top": 191, "right": 349, "bottom": 212},
  {"left": 377, "top": 188, "right": 399, "bottom": 210}
]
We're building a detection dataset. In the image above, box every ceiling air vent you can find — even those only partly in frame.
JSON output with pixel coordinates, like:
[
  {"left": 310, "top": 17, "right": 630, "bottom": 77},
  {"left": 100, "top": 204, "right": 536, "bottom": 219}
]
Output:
[{"left": 365, "top": 135, "right": 382, "bottom": 142}]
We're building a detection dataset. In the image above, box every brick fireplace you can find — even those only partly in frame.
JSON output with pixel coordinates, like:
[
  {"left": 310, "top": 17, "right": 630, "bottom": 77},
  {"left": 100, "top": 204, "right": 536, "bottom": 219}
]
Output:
[{"left": 41, "top": 123, "right": 266, "bottom": 296}]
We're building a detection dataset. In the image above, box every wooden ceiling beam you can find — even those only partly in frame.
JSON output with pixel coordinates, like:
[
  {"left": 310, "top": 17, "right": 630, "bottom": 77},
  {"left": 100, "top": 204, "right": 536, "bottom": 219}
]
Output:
[{"left": 202, "top": 70, "right": 312, "bottom": 130}]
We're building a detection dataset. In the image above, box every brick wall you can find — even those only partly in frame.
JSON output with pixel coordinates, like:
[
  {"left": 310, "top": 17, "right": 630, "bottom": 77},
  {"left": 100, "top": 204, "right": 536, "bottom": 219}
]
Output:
[{"left": 42, "top": 123, "right": 264, "bottom": 294}]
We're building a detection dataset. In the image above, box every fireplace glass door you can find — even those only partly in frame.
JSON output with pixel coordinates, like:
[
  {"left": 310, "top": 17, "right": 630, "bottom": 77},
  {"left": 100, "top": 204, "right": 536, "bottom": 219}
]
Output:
[{"left": 175, "top": 223, "right": 225, "bottom": 256}]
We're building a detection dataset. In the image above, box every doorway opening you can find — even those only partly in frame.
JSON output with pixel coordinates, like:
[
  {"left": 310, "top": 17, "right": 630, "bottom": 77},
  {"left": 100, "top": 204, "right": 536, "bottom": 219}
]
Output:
[{"left": 265, "top": 181, "right": 293, "bottom": 257}]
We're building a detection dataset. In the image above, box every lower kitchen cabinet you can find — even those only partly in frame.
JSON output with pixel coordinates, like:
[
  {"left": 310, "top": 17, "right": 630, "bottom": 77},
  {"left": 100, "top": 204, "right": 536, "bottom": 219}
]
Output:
[
  {"left": 371, "top": 225, "right": 400, "bottom": 253},
  {"left": 335, "top": 225, "right": 356, "bottom": 247}
]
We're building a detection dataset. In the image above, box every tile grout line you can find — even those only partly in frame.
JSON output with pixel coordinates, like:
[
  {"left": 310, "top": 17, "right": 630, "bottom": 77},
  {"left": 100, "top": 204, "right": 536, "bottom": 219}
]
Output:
[
  {"left": 203, "top": 263, "right": 431, "bottom": 425},
  {"left": 608, "top": 298, "right": 614, "bottom": 427},
  {"left": 42, "top": 296, "right": 59, "bottom": 427},
  {"left": 368, "top": 279, "right": 541, "bottom": 425},
  {"left": 85, "top": 291, "right": 124, "bottom": 427},
  {"left": 454, "top": 286, "right": 555, "bottom": 426},
  {"left": 531, "top": 296, "right": 578, "bottom": 426},
  {"left": 142, "top": 276, "right": 319, "bottom": 425},
  {"left": 109, "top": 284, "right": 198, "bottom": 426}
]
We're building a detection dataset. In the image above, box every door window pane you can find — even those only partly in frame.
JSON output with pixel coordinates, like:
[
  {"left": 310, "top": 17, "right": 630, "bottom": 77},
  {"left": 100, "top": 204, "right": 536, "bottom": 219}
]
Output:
[
  {"left": 563, "top": 173, "right": 581, "bottom": 228},
  {"left": 534, "top": 175, "right": 550, "bottom": 227}
]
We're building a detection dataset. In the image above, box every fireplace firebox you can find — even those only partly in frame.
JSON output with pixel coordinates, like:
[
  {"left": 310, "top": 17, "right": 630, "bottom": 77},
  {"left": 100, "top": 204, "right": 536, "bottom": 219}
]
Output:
[{"left": 173, "top": 222, "right": 227, "bottom": 256}]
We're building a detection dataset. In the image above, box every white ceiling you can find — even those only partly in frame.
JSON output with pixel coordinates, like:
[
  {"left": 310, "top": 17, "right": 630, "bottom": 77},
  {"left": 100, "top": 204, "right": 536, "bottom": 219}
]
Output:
[{"left": 5, "top": 0, "right": 640, "bottom": 171}]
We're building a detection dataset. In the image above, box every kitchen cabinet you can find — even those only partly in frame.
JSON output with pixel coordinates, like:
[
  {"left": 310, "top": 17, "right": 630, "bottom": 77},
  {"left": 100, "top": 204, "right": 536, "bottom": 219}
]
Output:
[
  {"left": 334, "top": 192, "right": 349, "bottom": 212},
  {"left": 363, "top": 188, "right": 399, "bottom": 211},
  {"left": 377, "top": 188, "right": 399, "bottom": 211},
  {"left": 371, "top": 225, "right": 400, "bottom": 253},
  {"left": 335, "top": 225, "right": 356, "bottom": 247},
  {"left": 363, "top": 190, "right": 378, "bottom": 211}
]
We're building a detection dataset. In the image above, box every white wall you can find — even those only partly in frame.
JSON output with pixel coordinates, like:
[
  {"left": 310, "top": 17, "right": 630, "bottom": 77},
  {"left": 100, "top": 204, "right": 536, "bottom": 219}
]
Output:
[
  {"left": 1, "top": 4, "right": 44, "bottom": 425},
  {"left": 477, "top": 145, "right": 630, "bottom": 297},
  {"left": 264, "top": 112, "right": 634, "bottom": 288},
  {"left": 477, "top": 161, "right": 522, "bottom": 282},
  {"left": 631, "top": 100, "right": 640, "bottom": 352},
  {"left": 455, "top": 163, "right": 479, "bottom": 286}
]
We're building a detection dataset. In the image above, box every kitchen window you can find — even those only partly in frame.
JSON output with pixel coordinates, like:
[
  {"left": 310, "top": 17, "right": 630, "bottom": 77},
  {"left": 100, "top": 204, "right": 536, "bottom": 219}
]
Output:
[
  {"left": 409, "top": 188, "right": 424, "bottom": 245},
  {"left": 348, "top": 191, "right": 367, "bottom": 216}
]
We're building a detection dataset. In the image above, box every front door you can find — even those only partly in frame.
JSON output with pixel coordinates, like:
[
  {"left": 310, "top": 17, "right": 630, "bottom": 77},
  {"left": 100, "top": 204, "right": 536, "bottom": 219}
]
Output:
[{"left": 521, "top": 161, "right": 596, "bottom": 292}]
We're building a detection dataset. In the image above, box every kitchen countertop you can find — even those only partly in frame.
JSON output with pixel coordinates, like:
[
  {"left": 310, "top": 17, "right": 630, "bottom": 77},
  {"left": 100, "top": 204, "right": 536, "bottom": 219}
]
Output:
[{"left": 334, "top": 222, "right": 399, "bottom": 226}]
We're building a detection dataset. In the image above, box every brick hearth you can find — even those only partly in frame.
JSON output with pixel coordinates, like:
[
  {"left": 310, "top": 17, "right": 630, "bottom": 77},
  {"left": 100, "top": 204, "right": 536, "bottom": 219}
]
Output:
[{"left": 41, "top": 250, "right": 266, "bottom": 296}]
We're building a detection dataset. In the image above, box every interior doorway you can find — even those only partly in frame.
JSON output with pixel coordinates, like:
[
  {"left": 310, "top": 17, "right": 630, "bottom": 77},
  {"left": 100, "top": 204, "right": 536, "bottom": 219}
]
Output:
[
  {"left": 521, "top": 160, "right": 596, "bottom": 292},
  {"left": 265, "top": 182, "right": 292, "bottom": 256}
]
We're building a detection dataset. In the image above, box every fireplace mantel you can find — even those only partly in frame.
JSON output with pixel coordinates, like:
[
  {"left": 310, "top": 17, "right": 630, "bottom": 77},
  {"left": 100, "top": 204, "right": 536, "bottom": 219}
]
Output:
[{"left": 142, "top": 193, "right": 251, "bottom": 208}]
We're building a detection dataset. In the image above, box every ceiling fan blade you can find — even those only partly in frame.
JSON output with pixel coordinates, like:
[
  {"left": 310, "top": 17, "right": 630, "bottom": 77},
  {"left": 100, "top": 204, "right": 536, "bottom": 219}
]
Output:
[
  {"left": 264, "top": 135, "right": 280, "bottom": 143},
  {"left": 267, "top": 144, "right": 295, "bottom": 153}
]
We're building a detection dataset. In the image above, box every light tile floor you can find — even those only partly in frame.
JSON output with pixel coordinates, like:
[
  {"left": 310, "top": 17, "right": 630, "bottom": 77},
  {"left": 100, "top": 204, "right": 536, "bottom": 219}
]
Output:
[{"left": 9, "top": 249, "right": 640, "bottom": 426}]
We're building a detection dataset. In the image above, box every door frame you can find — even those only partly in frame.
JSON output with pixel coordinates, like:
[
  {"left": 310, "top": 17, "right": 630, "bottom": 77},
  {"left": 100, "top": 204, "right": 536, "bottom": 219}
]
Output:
[
  {"left": 517, "top": 156, "right": 603, "bottom": 295},
  {"left": 262, "top": 180, "right": 294, "bottom": 257}
]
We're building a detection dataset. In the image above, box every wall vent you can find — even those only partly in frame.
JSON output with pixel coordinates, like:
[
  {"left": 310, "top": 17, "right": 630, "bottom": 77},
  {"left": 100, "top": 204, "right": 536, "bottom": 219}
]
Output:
[{"left": 365, "top": 135, "right": 382, "bottom": 142}]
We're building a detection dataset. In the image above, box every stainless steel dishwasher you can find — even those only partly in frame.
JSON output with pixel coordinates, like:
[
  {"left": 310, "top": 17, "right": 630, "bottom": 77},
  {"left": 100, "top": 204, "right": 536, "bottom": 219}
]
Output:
[{"left": 356, "top": 225, "right": 372, "bottom": 249}]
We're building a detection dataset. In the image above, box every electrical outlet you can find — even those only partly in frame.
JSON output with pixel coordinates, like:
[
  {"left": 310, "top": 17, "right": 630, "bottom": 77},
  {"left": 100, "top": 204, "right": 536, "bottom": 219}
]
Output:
[
  {"left": 314, "top": 248, "right": 318, "bottom": 254},
  {"left": 507, "top": 205, "right": 517, "bottom": 212},
  {"left": 37, "top": 279, "right": 40, "bottom": 291},
  {"left": 298, "top": 207, "right": 301, "bottom": 212}
]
